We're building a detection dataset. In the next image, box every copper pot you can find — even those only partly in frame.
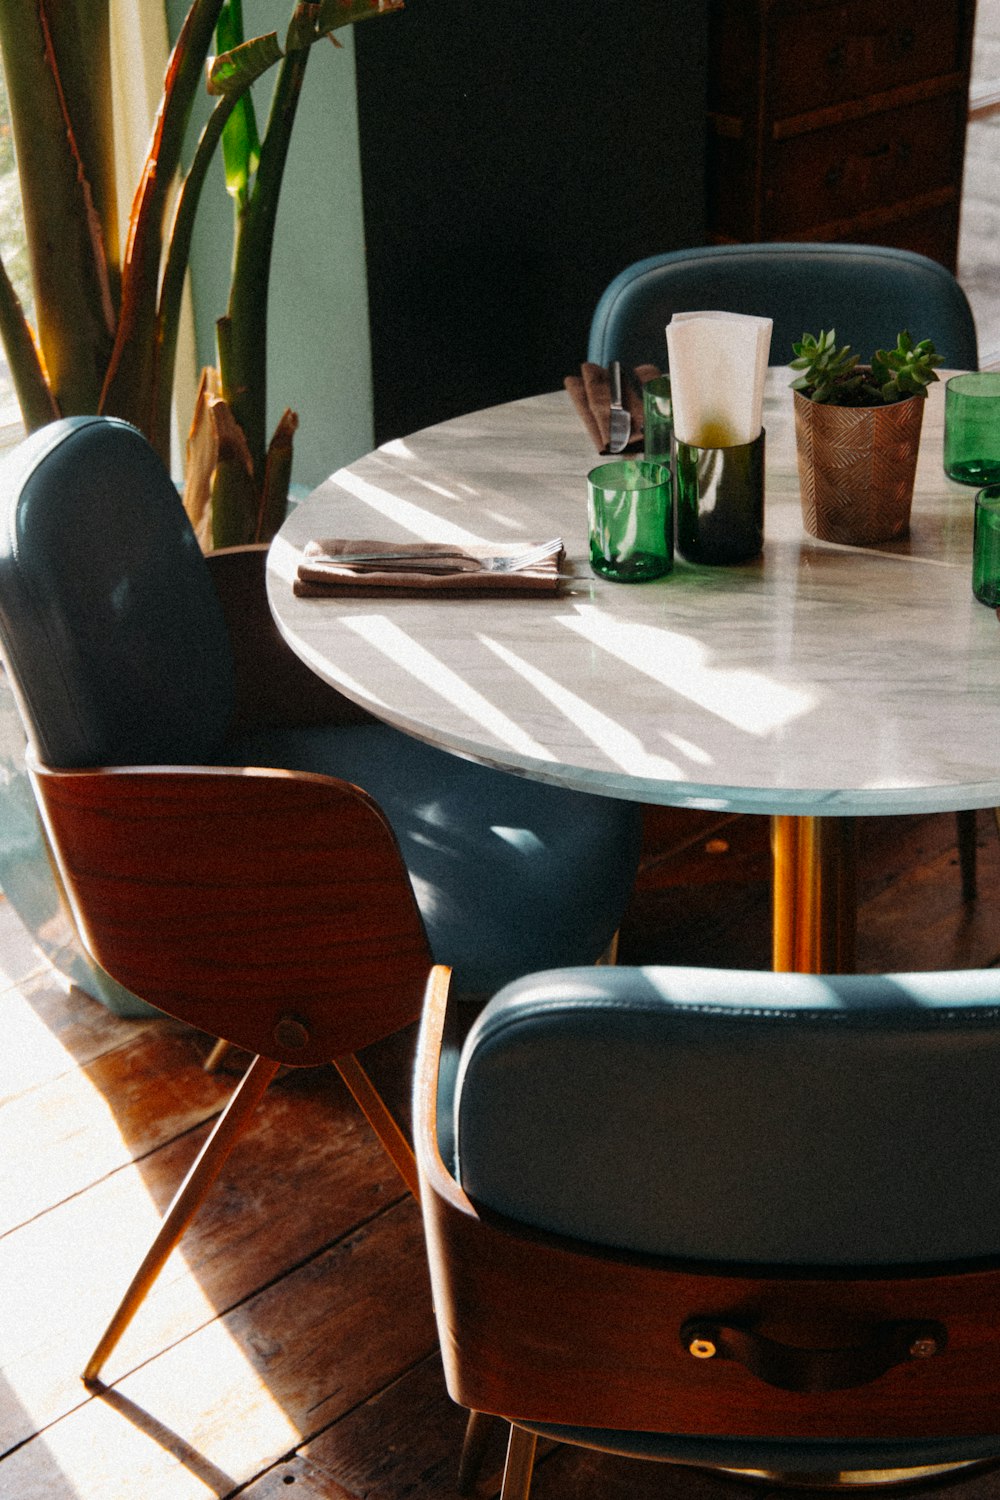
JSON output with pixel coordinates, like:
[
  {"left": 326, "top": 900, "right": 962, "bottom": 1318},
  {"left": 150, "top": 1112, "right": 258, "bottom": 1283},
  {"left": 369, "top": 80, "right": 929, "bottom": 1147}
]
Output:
[{"left": 793, "top": 383, "right": 925, "bottom": 545}]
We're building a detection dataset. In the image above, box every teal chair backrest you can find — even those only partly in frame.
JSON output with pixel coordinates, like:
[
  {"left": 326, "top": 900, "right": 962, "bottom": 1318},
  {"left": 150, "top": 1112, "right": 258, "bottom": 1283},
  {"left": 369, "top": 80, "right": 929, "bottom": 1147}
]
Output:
[
  {"left": 454, "top": 965, "right": 1000, "bottom": 1268},
  {"left": 587, "top": 242, "right": 979, "bottom": 373},
  {"left": 0, "top": 417, "right": 235, "bottom": 769}
]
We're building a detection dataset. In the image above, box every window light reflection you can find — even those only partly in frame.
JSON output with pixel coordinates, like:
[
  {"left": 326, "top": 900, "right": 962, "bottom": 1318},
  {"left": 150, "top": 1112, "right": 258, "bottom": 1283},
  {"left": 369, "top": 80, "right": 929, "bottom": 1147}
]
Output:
[
  {"left": 331, "top": 469, "right": 490, "bottom": 548},
  {"left": 560, "top": 605, "right": 815, "bottom": 737},
  {"left": 341, "top": 617, "right": 556, "bottom": 760},
  {"left": 479, "top": 638, "right": 687, "bottom": 778}
]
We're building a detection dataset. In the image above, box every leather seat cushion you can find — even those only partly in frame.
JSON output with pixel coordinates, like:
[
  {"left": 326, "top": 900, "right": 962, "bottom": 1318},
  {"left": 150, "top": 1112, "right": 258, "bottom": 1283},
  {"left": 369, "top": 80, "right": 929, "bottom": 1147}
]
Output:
[
  {"left": 453, "top": 966, "right": 1000, "bottom": 1263},
  {"left": 225, "top": 722, "right": 643, "bottom": 996}
]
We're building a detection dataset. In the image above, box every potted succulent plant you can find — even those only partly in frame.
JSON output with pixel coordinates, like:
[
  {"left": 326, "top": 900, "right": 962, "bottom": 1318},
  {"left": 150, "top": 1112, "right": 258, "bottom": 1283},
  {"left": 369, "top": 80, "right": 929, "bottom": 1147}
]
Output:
[{"left": 790, "top": 329, "right": 942, "bottom": 545}]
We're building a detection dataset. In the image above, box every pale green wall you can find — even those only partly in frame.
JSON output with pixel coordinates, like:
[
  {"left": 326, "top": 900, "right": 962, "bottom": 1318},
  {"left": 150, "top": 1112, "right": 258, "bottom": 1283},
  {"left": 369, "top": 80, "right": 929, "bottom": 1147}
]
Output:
[{"left": 165, "top": 0, "right": 374, "bottom": 489}]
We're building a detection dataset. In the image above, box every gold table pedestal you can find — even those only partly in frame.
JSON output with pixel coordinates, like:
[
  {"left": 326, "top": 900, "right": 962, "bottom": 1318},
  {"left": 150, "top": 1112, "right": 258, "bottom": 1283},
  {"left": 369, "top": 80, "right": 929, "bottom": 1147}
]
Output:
[{"left": 771, "top": 816, "right": 858, "bottom": 974}]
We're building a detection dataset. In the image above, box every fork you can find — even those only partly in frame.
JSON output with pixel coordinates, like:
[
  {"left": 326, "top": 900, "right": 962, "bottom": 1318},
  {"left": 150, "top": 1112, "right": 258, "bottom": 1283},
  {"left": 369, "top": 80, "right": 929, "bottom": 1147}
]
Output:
[{"left": 333, "top": 537, "right": 563, "bottom": 574}]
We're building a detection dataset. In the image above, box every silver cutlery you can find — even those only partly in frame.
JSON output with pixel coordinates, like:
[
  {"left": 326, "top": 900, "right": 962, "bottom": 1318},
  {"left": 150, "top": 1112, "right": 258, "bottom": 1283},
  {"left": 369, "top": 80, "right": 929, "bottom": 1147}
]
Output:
[
  {"left": 607, "top": 361, "right": 632, "bottom": 453},
  {"left": 329, "top": 537, "right": 563, "bottom": 574}
]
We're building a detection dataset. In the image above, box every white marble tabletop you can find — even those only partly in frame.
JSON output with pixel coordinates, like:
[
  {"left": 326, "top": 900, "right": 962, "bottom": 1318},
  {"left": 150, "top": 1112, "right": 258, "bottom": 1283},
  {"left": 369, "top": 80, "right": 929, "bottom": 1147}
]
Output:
[{"left": 266, "top": 370, "right": 1000, "bottom": 818}]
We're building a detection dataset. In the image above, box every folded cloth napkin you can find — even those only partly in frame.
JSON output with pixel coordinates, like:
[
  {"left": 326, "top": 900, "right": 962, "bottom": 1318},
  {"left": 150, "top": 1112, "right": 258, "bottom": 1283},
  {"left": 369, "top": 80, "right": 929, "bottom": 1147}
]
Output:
[
  {"left": 294, "top": 538, "right": 565, "bottom": 596},
  {"left": 564, "top": 362, "right": 663, "bottom": 453}
]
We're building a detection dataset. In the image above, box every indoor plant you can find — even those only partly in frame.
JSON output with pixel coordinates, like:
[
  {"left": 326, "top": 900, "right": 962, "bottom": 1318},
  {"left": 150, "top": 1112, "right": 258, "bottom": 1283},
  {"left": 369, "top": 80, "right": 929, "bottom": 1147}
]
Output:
[
  {"left": 790, "top": 329, "right": 942, "bottom": 545},
  {"left": 0, "top": 0, "right": 401, "bottom": 544}
]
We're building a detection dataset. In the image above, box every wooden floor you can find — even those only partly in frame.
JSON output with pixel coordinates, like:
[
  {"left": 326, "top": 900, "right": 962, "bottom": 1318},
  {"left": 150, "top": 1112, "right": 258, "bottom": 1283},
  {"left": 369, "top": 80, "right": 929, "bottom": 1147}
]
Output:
[{"left": 2, "top": 806, "right": 1000, "bottom": 1500}]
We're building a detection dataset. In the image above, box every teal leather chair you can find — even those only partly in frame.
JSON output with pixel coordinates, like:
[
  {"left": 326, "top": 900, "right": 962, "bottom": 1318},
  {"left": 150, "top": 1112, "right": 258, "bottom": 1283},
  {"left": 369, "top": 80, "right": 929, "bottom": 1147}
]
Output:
[
  {"left": 0, "top": 415, "right": 642, "bottom": 1387},
  {"left": 0, "top": 416, "right": 641, "bottom": 1003},
  {"left": 588, "top": 240, "right": 982, "bottom": 899},
  {"left": 417, "top": 962, "right": 1000, "bottom": 1497},
  {"left": 588, "top": 241, "right": 979, "bottom": 374}
]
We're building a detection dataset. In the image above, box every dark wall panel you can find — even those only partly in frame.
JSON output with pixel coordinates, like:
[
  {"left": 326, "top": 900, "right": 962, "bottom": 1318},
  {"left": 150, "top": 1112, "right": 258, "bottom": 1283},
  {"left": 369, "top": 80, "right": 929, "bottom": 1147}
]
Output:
[{"left": 356, "top": 0, "right": 708, "bottom": 442}]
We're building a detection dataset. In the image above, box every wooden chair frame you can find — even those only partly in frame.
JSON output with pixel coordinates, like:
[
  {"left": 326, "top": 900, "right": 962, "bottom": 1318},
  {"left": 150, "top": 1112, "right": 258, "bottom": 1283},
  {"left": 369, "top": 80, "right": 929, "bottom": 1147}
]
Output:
[
  {"left": 18, "top": 547, "right": 432, "bottom": 1388},
  {"left": 415, "top": 966, "right": 1000, "bottom": 1495}
]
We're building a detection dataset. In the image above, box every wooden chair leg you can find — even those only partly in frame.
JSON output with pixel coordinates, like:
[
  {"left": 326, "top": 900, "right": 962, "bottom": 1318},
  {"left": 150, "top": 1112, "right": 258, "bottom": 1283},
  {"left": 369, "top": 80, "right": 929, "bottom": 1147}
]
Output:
[
  {"left": 82, "top": 1052, "right": 280, "bottom": 1387},
  {"left": 596, "top": 929, "right": 620, "bottom": 965},
  {"left": 501, "top": 1425, "right": 538, "bottom": 1500},
  {"left": 957, "top": 809, "right": 978, "bottom": 902},
  {"left": 202, "top": 1037, "right": 231, "bottom": 1072},
  {"left": 334, "top": 1053, "right": 420, "bottom": 1199},
  {"left": 458, "top": 1409, "right": 496, "bottom": 1494}
]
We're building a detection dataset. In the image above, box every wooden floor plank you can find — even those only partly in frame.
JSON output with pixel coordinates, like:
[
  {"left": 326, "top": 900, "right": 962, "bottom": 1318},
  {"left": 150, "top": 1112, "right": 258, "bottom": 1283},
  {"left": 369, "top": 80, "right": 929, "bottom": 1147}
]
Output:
[
  {"left": 0, "top": 1024, "right": 233, "bottom": 1235},
  {"left": 304, "top": 1353, "right": 471, "bottom": 1500},
  {"left": 238, "top": 1456, "right": 356, "bottom": 1498},
  {"left": 0, "top": 1202, "right": 435, "bottom": 1500},
  {"left": 0, "top": 1068, "right": 405, "bottom": 1456}
]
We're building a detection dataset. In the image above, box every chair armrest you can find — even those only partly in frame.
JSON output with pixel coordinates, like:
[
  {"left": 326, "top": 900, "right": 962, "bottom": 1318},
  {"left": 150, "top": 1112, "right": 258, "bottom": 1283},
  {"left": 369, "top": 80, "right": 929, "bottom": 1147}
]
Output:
[
  {"left": 30, "top": 757, "right": 431, "bottom": 1064},
  {"left": 206, "top": 544, "right": 376, "bottom": 731}
]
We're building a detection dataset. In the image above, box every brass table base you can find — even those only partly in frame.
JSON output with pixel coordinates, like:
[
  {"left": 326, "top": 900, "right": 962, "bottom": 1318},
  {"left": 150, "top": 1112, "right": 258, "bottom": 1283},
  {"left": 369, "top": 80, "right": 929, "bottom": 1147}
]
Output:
[{"left": 772, "top": 815, "right": 858, "bottom": 974}]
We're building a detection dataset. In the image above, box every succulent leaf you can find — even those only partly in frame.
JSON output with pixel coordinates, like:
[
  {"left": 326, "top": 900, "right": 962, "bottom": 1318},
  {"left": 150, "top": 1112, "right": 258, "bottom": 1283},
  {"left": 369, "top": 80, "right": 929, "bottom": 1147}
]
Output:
[{"left": 791, "top": 328, "right": 940, "bottom": 405}]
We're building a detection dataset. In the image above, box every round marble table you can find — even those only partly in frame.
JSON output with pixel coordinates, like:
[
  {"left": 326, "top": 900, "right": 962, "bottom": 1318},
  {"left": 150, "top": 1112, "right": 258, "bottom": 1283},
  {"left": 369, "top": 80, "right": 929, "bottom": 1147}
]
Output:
[{"left": 266, "top": 370, "right": 1000, "bottom": 972}]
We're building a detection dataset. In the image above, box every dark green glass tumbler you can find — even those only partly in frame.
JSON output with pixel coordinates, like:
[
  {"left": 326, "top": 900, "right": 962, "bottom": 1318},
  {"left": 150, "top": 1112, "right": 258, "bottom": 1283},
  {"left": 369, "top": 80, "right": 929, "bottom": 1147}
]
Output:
[
  {"left": 973, "top": 485, "right": 1000, "bottom": 607},
  {"left": 944, "top": 373, "right": 1000, "bottom": 486},
  {"left": 674, "top": 430, "right": 765, "bottom": 565},
  {"left": 587, "top": 460, "right": 672, "bottom": 582}
]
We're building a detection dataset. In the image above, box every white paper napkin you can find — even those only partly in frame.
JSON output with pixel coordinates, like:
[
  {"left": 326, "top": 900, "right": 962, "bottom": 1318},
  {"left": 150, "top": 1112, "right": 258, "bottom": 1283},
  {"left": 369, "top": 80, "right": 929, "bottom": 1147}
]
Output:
[{"left": 665, "top": 311, "right": 773, "bottom": 447}]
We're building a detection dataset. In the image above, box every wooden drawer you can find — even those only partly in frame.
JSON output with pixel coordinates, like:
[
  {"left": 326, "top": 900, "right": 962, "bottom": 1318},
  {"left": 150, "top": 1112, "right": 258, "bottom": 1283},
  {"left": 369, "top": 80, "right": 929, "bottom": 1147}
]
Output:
[
  {"left": 767, "top": 0, "right": 966, "bottom": 119},
  {"left": 705, "top": 0, "right": 973, "bottom": 271},
  {"left": 762, "top": 93, "right": 966, "bottom": 237}
]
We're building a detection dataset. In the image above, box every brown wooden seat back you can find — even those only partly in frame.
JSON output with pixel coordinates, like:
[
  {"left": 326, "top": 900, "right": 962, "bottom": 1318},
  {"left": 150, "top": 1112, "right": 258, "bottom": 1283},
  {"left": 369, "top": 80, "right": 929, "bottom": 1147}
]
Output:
[{"left": 33, "top": 760, "right": 432, "bottom": 1065}]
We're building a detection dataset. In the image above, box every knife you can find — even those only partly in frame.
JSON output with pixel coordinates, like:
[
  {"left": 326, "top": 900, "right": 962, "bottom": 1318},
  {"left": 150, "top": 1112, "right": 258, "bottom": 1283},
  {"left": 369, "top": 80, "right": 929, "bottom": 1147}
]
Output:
[{"left": 607, "top": 361, "right": 632, "bottom": 453}]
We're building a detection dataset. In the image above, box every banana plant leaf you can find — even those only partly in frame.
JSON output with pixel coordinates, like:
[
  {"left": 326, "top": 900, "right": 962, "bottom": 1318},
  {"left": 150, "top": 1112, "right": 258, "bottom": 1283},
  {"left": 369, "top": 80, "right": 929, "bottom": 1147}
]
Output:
[
  {"left": 99, "top": 0, "right": 228, "bottom": 438},
  {"left": 216, "top": 0, "right": 262, "bottom": 211},
  {"left": 0, "top": 0, "right": 119, "bottom": 414}
]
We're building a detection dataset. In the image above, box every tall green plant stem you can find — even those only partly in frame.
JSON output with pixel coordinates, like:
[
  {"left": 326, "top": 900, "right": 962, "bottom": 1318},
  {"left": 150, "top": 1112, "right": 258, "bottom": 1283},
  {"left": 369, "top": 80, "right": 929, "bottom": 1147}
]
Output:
[
  {"left": 221, "top": 40, "right": 311, "bottom": 484},
  {"left": 152, "top": 90, "right": 244, "bottom": 461},
  {"left": 0, "top": 260, "right": 57, "bottom": 429}
]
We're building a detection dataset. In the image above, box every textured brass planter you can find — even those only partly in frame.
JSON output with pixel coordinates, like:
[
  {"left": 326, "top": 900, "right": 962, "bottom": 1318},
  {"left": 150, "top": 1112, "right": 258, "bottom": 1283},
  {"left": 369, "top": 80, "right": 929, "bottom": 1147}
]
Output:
[{"left": 793, "top": 387, "right": 925, "bottom": 545}]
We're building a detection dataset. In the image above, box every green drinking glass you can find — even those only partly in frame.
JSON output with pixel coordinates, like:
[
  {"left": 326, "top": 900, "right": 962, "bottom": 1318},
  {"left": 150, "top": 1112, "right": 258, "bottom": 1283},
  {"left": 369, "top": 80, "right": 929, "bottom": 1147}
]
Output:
[
  {"left": 587, "top": 460, "right": 672, "bottom": 582},
  {"left": 973, "top": 485, "right": 1000, "bottom": 607},
  {"left": 643, "top": 375, "right": 673, "bottom": 462},
  {"left": 944, "top": 372, "right": 1000, "bottom": 486}
]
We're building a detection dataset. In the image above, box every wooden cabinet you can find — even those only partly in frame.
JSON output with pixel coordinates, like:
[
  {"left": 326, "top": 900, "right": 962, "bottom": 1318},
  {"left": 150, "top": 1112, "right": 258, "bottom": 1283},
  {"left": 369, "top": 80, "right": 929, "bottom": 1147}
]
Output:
[{"left": 707, "top": 0, "right": 977, "bottom": 270}]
